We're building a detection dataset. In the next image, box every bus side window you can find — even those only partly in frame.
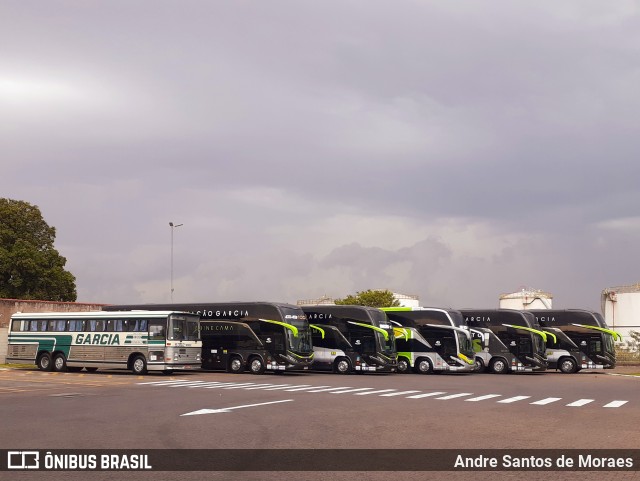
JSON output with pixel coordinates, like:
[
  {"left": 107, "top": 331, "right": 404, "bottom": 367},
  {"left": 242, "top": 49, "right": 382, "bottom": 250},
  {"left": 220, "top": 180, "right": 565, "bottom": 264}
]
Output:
[
  {"left": 149, "top": 321, "right": 166, "bottom": 340},
  {"left": 69, "top": 320, "right": 84, "bottom": 332}
]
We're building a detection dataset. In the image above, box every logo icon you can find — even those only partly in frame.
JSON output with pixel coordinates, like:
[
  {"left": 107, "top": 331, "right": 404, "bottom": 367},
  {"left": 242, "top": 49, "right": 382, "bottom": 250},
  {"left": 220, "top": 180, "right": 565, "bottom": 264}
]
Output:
[{"left": 7, "top": 451, "right": 40, "bottom": 469}]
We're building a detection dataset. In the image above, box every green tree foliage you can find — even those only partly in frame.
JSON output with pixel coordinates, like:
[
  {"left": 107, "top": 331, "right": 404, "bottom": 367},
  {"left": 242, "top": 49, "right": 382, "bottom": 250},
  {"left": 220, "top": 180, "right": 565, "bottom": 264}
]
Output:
[
  {"left": 334, "top": 289, "right": 400, "bottom": 308},
  {"left": 0, "top": 198, "right": 77, "bottom": 301}
]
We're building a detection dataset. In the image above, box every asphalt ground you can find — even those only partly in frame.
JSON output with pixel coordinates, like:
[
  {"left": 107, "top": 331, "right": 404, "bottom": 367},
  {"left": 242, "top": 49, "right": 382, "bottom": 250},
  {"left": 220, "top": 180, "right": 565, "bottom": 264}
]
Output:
[{"left": 1, "top": 365, "right": 639, "bottom": 481}]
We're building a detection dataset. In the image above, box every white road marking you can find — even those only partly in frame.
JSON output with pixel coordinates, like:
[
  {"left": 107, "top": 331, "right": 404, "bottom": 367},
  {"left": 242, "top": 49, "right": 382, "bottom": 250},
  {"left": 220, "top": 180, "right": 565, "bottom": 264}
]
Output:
[
  {"left": 530, "top": 397, "right": 562, "bottom": 405},
  {"left": 465, "top": 394, "right": 502, "bottom": 402},
  {"left": 406, "top": 392, "right": 447, "bottom": 399},
  {"left": 379, "top": 390, "right": 421, "bottom": 397},
  {"left": 603, "top": 400, "right": 628, "bottom": 408},
  {"left": 243, "top": 384, "right": 290, "bottom": 390},
  {"left": 436, "top": 393, "right": 473, "bottom": 400},
  {"left": 330, "top": 388, "right": 375, "bottom": 394},
  {"left": 354, "top": 389, "right": 397, "bottom": 396},
  {"left": 497, "top": 396, "right": 531, "bottom": 404},
  {"left": 306, "top": 386, "right": 353, "bottom": 393},
  {"left": 284, "top": 385, "right": 330, "bottom": 392},
  {"left": 221, "top": 383, "right": 264, "bottom": 389},
  {"left": 182, "top": 399, "right": 294, "bottom": 417},
  {"left": 566, "top": 399, "right": 594, "bottom": 407}
]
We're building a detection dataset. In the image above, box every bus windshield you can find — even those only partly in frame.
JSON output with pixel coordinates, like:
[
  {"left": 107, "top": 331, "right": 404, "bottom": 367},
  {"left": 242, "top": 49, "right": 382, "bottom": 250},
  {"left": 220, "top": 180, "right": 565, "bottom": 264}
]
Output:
[
  {"left": 287, "top": 327, "right": 313, "bottom": 354},
  {"left": 456, "top": 330, "right": 474, "bottom": 358},
  {"left": 168, "top": 315, "right": 200, "bottom": 341}
]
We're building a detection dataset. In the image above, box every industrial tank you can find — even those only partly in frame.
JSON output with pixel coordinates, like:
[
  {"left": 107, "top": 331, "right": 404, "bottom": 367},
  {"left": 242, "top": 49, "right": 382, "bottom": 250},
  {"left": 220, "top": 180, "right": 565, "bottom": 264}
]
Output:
[
  {"left": 602, "top": 284, "right": 640, "bottom": 341},
  {"left": 499, "top": 288, "right": 553, "bottom": 310}
]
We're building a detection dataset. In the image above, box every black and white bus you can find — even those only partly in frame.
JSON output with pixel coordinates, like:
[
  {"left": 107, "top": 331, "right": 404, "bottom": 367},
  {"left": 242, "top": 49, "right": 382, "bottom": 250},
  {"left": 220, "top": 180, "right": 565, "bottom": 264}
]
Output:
[
  {"left": 382, "top": 307, "right": 475, "bottom": 374},
  {"left": 104, "top": 302, "right": 314, "bottom": 374},
  {"left": 300, "top": 305, "right": 398, "bottom": 374},
  {"left": 460, "top": 309, "right": 548, "bottom": 374},
  {"left": 529, "top": 309, "right": 620, "bottom": 372}
]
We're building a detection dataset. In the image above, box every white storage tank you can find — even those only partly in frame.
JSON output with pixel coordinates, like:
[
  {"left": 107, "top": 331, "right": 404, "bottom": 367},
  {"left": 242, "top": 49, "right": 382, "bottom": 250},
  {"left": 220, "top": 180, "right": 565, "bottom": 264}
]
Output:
[
  {"left": 602, "top": 284, "right": 640, "bottom": 341},
  {"left": 499, "top": 288, "right": 553, "bottom": 310}
]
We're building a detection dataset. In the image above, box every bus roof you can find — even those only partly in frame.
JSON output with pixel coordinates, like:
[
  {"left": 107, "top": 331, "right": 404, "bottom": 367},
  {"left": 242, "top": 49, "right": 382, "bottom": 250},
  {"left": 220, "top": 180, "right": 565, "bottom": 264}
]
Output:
[
  {"left": 10, "top": 310, "right": 194, "bottom": 319},
  {"left": 383, "top": 307, "right": 464, "bottom": 328},
  {"left": 300, "top": 305, "right": 386, "bottom": 324},
  {"left": 103, "top": 302, "right": 306, "bottom": 320},
  {"left": 528, "top": 309, "right": 607, "bottom": 328},
  {"left": 459, "top": 308, "right": 536, "bottom": 328}
]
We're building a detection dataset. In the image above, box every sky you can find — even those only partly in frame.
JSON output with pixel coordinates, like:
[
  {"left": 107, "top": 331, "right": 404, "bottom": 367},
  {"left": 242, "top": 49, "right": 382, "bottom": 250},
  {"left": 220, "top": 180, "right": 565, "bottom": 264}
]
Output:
[{"left": 1, "top": 1, "right": 639, "bottom": 311}]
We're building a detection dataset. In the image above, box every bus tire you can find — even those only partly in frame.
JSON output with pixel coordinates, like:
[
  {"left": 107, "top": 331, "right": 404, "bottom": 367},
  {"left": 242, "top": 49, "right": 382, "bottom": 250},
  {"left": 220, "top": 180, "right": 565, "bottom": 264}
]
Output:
[
  {"left": 52, "top": 353, "right": 68, "bottom": 372},
  {"left": 396, "top": 357, "right": 410, "bottom": 374},
  {"left": 131, "top": 355, "right": 148, "bottom": 375},
  {"left": 559, "top": 357, "right": 578, "bottom": 374},
  {"left": 474, "top": 357, "right": 486, "bottom": 373},
  {"left": 249, "top": 357, "right": 266, "bottom": 375},
  {"left": 85, "top": 367, "right": 98, "bottom": 373},
  {"left": 489, "top": 358, "right": 508, "bottom": 374},
  {"left": 414, "top": 358, "right": 433, "bottom": 374},
  {"left": 334, "top": 357, "right": 352, "bottom": 374},
  {"left": 228, "top": 356, "right": 244, "bottom": 373},
  {"left": 37, "top": 352, "right": 53, "bottom": 372}
]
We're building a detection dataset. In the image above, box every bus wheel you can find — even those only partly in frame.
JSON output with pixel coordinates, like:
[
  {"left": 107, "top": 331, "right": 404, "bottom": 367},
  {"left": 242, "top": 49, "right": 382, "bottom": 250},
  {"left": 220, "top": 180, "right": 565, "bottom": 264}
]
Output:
[
  {"left": 85, "top": 367, "right": 98, "bottom": 373},
  {"left": 559, "top": 357, "right": 577, "bottom": 374},
  {"left": 490, "top": 358, "right": 508, "bottom": 374},
  {"left": 334, "top": 358, "right": 351, "bottom": 374},
  {"left": 228, "top": 356, "right": 244, "bottom": 373},
  {"left": 249, "top": 357, "right": 266, "bottom": 375},
  {"left": 414, "top": 358, "right": 433, "bottom": 374},
  {"left": 474, "top": 357, "right": 485, "bottom": 373},
  {"left": 37, "top": 353, "right": 53, "bottom": 372},
  {"left": 397, "top": 358, "right": 410, "bottom": 374},
  {"left": 53, "top": 353, "right": 68, "bottom": 372},
  {"left": 131, "top": 356, "right": 148, "bottom": 375}
]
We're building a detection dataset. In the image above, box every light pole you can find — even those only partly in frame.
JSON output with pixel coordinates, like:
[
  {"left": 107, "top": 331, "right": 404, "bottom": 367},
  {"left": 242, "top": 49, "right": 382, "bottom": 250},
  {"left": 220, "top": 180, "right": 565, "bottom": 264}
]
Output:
[{"left": 169, "top": 221, "right": 183, "bottom": 302}]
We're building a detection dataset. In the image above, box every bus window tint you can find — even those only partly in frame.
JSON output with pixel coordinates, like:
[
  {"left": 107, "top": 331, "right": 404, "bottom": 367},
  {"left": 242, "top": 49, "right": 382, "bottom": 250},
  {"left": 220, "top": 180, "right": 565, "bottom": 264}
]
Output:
[
  {"left": 149, "top": 320, "right": 166, "bottom": 340},
  {"left": 69, "top": 320, "right": 84, "bottom": 332}
]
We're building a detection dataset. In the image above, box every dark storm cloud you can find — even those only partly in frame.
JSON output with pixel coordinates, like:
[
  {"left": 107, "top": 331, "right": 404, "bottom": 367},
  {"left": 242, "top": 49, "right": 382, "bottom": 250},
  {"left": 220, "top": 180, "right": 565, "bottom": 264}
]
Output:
[{"left": 1, "top": 1, "right": 639, "bottom": 308}]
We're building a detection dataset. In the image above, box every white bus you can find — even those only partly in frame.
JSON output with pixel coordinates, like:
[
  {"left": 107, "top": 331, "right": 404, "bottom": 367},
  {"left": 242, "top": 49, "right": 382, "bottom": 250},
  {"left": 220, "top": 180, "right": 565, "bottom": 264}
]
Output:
[{"left": 7, "top": 310, "right": 201, "bottom": 375}]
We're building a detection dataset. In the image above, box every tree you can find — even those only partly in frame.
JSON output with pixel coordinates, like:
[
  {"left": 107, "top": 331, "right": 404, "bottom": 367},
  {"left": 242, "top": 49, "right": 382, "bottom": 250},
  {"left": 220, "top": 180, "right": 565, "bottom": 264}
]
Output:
[
  {"left": 334, "top": 289, "right": 400, "bottom": 308},
  {"left": 0, "top": 198, "right": 77, "bottom": 301}
]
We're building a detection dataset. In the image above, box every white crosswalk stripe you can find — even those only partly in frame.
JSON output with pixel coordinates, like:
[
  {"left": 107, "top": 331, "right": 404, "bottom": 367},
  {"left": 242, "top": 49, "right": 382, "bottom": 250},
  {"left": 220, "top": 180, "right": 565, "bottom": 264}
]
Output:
[
  {"left": 306, "top": 386, "right": 352, "bottom": 393},
  {"left": 530, "top": 397, "right": 562, "bottom": 405},
  {"left": 379, "top": 390, "right": 421, "bottom": 397},
  {"left": 354, "top": 389, "right": 397, "bottom": 396},
  {"left": 330, "top": 388, "right": 375, "bottom": 394},
  {"left": 436, "top": 393, "right": 473, "bottom": 400},
  {"left": 406, "top": 391, "right": 447, "bottom": 399},
  {"left": 284, "top": 385, "right": 329, "bottom": 392},
  {"left": 465, "top": 394, "right": 502, "bottom": 402},
  {"left": 497, "top": 396, "right": 531, "bottom": 404},
  {"left": 137, "top": 381, "right": 629, "bottom": 408}
]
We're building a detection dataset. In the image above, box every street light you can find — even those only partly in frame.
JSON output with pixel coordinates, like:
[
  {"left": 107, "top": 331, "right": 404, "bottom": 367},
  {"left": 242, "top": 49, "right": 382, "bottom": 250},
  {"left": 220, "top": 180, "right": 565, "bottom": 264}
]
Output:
[{"left": 169, "top": 221, "right": 183, "bottom": 302}]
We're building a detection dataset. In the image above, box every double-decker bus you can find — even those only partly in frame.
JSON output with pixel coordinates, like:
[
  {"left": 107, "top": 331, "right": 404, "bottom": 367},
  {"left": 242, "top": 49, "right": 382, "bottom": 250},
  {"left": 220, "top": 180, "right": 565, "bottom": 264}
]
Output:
[
  {"left": 300, "top": 305, "right": 397, "bottom": 374},
  {"left": 105, "top": 302, "right": 313, "bottom": 374},
  {"left": 382, "top": 307, "right": 475, "bottom": 374},
  {"left": 460, "top": 309, "right": 548, "bottom": 374},
  {"left": 7, "top": 310, "right": 201, "bottom": 374},
  {"left": 529, "top": 309, "right": 620, "bottom": 372}
]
